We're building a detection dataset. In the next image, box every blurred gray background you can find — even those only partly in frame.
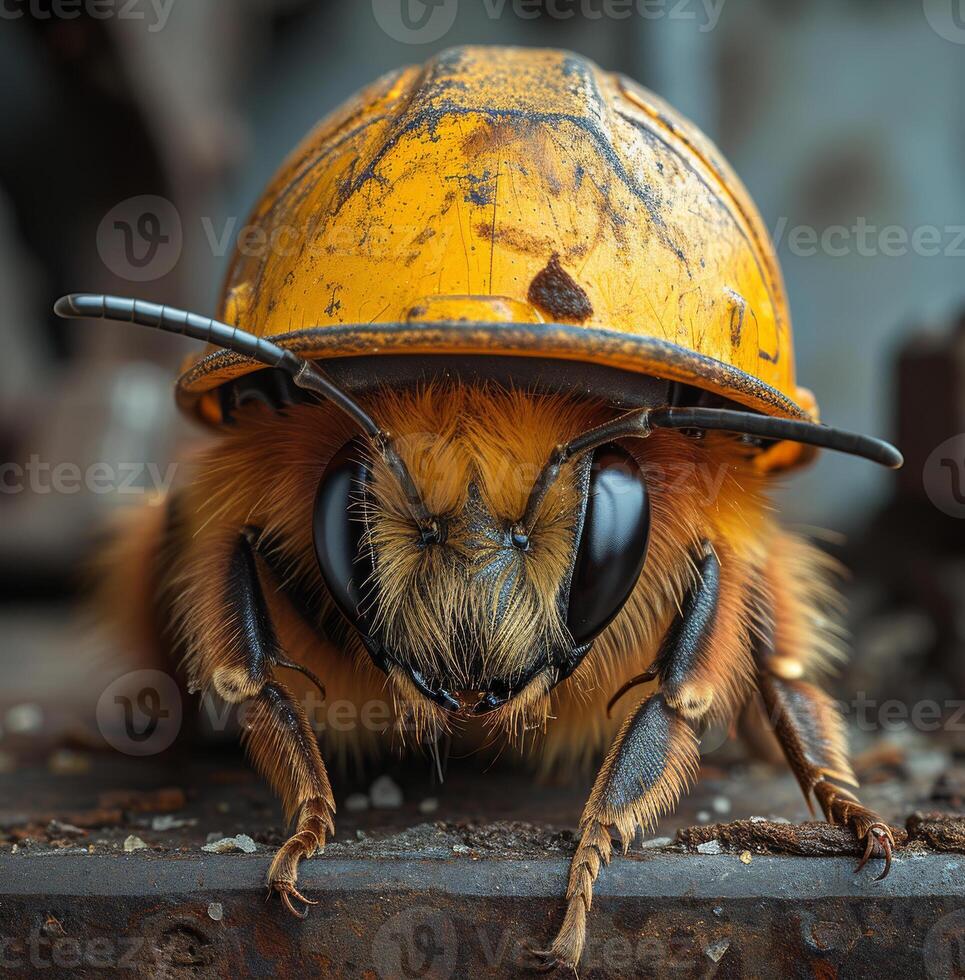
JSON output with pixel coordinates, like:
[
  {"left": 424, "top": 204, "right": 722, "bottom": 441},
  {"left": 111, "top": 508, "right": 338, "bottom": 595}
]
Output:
[{"left": 0, "top": 0, "right": 963, "bottom": 608}]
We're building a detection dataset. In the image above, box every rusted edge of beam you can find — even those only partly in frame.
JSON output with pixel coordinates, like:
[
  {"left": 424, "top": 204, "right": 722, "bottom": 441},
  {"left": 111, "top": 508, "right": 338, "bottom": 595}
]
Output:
[{"left": 2, "top": 853, "right": 963, "bottom": 899}]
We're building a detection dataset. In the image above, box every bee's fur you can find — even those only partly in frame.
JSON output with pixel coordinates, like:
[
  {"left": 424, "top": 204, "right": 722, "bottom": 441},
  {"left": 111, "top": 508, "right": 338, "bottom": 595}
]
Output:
[
  {"left": 136, "top": 386, "right": 769, "bottom": 759},
  {"left": 365, "top": 387, "right": 592, "bottom": 697},
  {"left": 101, "top": 383, "right": 891, "bottom": 969}
]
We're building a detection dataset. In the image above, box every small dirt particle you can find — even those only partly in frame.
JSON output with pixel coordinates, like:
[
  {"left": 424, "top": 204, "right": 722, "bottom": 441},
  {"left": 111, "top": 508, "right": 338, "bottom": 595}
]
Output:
[
  {"left": 705, "top": 939, "right": 730, "bottom": 963},
  {"left": 42, "top": 915, "right": 66, "bottom": 938},
  {"left": 202, "top": 834, "right": 257, "bottom": 855},
  {"left": 151, "top": 815, "right": 196, "bottom": 831},
  {"left": 370, "top": 775, "right": 403, "bottom": 809},
  {"left": 47, "top": 820, "right": 86, "bottom": 837}
]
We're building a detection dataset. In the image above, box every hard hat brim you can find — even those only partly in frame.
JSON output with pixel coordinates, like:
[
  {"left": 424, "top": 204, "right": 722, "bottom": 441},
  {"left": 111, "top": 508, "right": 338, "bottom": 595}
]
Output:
[{"left": 176, "top": 321, "right": 817, "bottom": 471}]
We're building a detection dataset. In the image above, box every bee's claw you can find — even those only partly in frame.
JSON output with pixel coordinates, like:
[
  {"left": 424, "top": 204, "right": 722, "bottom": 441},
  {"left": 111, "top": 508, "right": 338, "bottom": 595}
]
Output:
[
  {"left": 273, "top": 881, "right": 317, "bottom": 918},
  {"left": 291, "top": 885, "right": 319, "bottom": 907},
  {"left": 854, "top": 830, "right": 875, "bottom": 873},
  {"left": 522, "top": 941, "right": 559, "bottom": 973},
  {"left": 281, "top": 890, "right": 308, "bottom": 919},
  {"left": 853, "top": 822, "right": 894, "bottom": 880},
  {"left": 523, "top": 940, "right": 578, "bottom": 975}
]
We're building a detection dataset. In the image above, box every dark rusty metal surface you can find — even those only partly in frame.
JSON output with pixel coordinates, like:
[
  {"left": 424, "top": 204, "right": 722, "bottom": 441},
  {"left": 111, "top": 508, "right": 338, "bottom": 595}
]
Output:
[
  {"left": 0, "top": 741, "right": 963, "bottom": 978},
  {"left": 0, "top": 685, "right": 963, "bottom": 980},
  {"left": 2, "top": 846, "right": 964, "bottom": 978}
]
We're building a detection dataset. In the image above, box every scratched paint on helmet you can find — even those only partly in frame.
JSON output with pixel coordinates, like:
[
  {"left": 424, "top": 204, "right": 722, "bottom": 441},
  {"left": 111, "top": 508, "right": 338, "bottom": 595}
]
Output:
[{"left": 178, "top": 46, "right": 807, "bottom": 463}]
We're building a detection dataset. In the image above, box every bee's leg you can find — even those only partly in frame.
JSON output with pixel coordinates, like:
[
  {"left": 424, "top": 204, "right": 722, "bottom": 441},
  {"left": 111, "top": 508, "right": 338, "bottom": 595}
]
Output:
[
  {"left": 756, "top": 668, "right": 894, "bottom": 880},
  {"left": 606, "top": 541, "right": 753, "bottom": 726},
  {"left": 243, "top": 680, "right": 334, "bottom": 917},
  {"left": 537, "top": 542, "right": 752, "bottom": 971},
  {"left": 205, "top": 527, "right": 326, "bottom": 702},
  {"left": 533, "top": 693, "right": 699, "bottom": 972},
  {"left": 204, "top": 527, "right": 335, "bottom": 917},
  {"left": 751, "top": 527, "right": 895, "bottom": 879}
]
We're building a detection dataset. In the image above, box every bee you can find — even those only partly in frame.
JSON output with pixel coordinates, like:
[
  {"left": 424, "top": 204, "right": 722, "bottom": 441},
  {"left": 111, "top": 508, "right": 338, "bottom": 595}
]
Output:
[{"left": 59, "top": 47, "right": 903, "bottom": 971}]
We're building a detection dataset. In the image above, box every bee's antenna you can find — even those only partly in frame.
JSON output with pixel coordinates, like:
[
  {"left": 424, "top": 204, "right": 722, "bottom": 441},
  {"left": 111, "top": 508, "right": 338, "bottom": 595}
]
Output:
[
  {"left": 515, "top": 404, "right": 902, "bottom": 538},
  {"left": 516, "top": 409, "right": 653, "bottom": 535},
  {"left": 54, "top": 293, "right": 438, "bottom": 536},
  {"left": 646, "top": 407, "right": 903, "bottom": 469}
]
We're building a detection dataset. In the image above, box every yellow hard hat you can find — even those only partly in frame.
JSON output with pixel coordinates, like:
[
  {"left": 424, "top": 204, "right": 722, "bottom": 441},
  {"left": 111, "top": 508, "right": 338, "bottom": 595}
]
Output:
[
  {"left": 173, "top": 46, "right": 811, "bottom": 464},
  {"left": 56, "top": 46, "right": 900, "bottom": 475}
]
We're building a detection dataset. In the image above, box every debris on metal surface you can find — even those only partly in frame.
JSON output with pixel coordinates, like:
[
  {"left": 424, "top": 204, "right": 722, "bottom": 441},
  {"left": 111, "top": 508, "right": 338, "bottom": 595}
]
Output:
[
  {"left": 906, "top": 812, "right": 965, "bottom": 852},
  {"left": 202, "top": 834, "right": 258, "bottom": 855},
  {"left": 0, "top": 729, "right": 962, "bottom": 976},
  {"left": 680, "top": 819, "right": 911, "bottom": 856}
]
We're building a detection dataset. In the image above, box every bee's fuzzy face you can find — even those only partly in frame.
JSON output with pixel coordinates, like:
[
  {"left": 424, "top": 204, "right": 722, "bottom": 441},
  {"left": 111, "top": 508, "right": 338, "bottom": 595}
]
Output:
[
  {"left": 177, "top": 382, "right": 770, "bottom": 754},
  {"left": 363, "top": 386, "right": 608, "bottom": 717}
]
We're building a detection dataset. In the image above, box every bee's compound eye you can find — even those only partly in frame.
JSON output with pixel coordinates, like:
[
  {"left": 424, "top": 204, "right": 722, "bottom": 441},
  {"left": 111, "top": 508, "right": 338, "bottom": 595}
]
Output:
[
  {"left": 566, "top": 444, "right": 650, "bottom": 645},
  {"left": 313, "top": 437, "right": 374, "bottom": 632}
]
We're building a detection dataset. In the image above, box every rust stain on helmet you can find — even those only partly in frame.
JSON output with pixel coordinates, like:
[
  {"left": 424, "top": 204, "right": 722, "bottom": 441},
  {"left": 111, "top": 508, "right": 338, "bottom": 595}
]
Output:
[{"left": 528, "top": 253, "right": 593, "bottom": 323}]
